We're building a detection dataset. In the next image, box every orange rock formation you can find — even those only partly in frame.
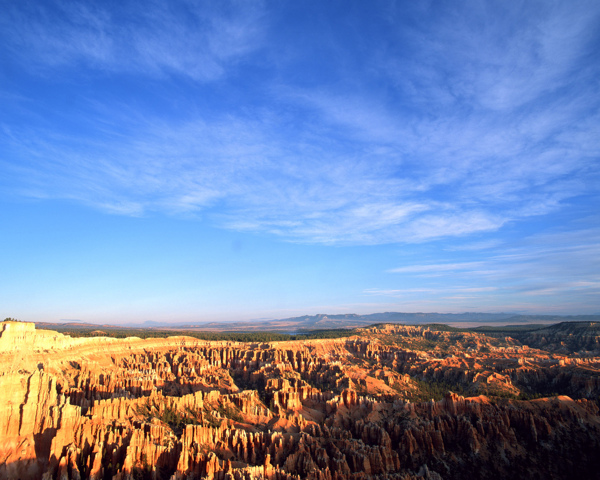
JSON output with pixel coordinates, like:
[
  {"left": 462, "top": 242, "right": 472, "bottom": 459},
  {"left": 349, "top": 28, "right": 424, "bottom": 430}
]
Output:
[{"left": 1, "top": 320, "right": 600, "bottom": 479}]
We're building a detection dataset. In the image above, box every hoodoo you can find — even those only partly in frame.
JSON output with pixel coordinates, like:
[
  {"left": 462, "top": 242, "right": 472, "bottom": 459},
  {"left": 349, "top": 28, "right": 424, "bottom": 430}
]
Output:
[{"left": 1, "top": 321, "right": 599, "bottom": 479}]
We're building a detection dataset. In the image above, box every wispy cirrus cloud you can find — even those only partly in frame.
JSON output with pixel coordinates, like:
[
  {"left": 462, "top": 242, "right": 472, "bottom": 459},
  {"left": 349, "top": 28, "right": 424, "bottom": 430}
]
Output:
[
  {"left": 2, "top": 95, "right": 510, "bottom": 245},
  {"left": 1, "top": 1, "right": 599, "bottom": 250},
  {"left": 373, "top": 226, "right": 600, "bottom": 313},
  {"left": 0, "top": 0, "right": 265, "bottom": 80},
  {"left": 387, "top": 262, "right": 485, "bottom": 274},
  {"left": 266, "top": 1, "right": 600, "bottom": 242},
  {"left": 364, "top": 286, "right": 498, "bottom": 297}
]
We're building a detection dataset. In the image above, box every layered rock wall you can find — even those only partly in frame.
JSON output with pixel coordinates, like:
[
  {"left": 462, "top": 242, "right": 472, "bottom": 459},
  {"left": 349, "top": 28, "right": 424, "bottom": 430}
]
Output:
[{"left": 1, "top": 322, "right": 599, "bottom": 480}]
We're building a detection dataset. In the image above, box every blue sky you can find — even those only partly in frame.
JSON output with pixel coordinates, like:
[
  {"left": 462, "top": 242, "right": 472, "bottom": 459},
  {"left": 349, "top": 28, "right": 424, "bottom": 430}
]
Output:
[{"left": 1, "top": 0, "right": 599, "bottom": 324}]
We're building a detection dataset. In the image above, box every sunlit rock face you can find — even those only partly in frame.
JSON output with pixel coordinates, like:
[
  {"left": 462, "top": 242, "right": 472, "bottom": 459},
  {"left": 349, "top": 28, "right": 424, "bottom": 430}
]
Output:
[{"left": 1, "top": 320, "right": 600, "bottom": 479}]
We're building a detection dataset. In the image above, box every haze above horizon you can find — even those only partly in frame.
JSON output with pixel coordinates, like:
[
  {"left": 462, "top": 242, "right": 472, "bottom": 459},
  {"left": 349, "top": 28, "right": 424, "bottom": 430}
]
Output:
[{"left": 1, "top": 1, "right": 599, "bottom": 324}]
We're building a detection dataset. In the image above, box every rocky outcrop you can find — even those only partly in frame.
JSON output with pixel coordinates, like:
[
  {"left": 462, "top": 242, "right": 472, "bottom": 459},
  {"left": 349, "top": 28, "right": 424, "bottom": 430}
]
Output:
[{"left": 1, "top": 321, "right": 599, "bottom": 480}]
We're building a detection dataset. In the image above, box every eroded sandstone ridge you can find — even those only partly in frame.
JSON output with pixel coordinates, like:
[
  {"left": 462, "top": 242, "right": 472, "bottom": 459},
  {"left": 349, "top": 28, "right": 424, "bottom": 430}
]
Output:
[{"left": 1, "top": 320, "right": 600, "bottom": 479}]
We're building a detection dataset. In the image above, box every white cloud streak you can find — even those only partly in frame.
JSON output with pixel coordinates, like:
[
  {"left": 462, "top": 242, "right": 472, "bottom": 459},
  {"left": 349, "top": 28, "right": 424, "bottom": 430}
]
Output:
[
  {"left": 376, "top": 226, "right": 600, "bottom": 312},
  {"left": 388, "top": 262, "right": 485, "bottom": 274},
  {"left": 1, "top": 0, "right": 265, "bottom": 81},
  {"left": 1, "top": 1, "right": 599, "bottom": 247}
]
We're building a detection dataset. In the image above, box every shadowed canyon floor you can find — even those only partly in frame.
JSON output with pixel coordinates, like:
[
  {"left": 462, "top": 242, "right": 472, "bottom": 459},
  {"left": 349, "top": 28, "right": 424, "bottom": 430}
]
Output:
[{"left": 1, "top": 321, "right": 600, "bottom": 479}]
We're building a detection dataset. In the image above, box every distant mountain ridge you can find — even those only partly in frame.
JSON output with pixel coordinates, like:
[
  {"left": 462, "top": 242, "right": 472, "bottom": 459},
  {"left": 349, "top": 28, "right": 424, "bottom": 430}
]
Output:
[
  {"left": 169, "top": 312, "right": 600, "bottom": 332},
  {"left": 34, "top": 312, "right": 600, "bottom": 332},
  {"left": 281, "top": 312, "right": 517, "bottom": 325}
]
